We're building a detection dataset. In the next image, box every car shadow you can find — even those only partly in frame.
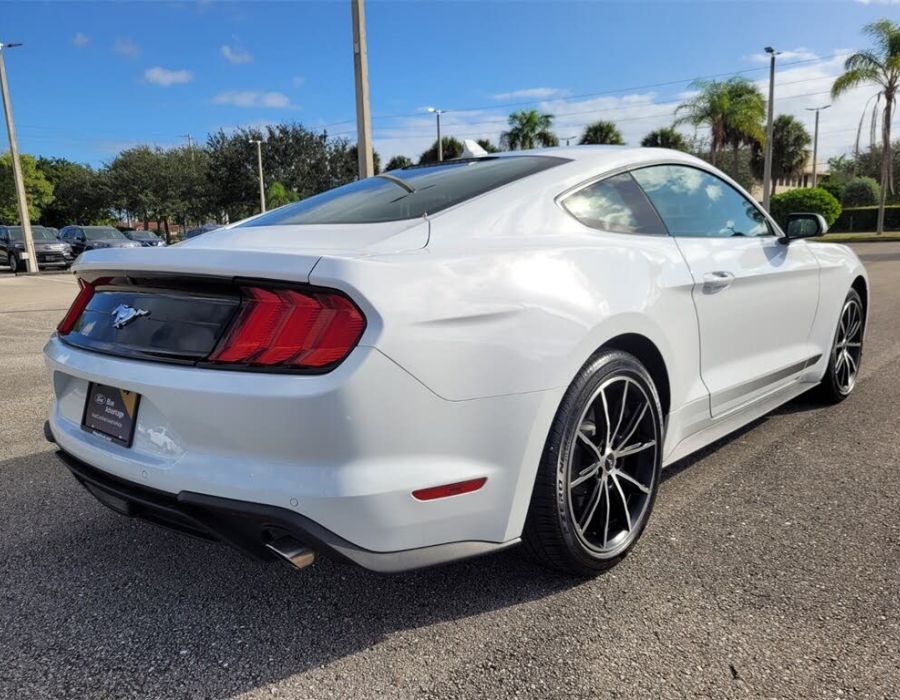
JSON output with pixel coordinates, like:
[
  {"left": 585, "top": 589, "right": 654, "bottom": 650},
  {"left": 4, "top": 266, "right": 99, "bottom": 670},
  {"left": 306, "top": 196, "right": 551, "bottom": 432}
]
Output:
[{"left": 0, "top": 450, "right": 581, "bottom": 697}]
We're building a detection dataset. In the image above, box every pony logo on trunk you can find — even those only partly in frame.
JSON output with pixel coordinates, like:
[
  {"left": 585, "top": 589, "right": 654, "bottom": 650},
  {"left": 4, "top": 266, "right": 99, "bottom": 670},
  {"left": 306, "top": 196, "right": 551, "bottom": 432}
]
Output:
[{"left": 111, "top": 304, "right": 149, "bottom": 329}]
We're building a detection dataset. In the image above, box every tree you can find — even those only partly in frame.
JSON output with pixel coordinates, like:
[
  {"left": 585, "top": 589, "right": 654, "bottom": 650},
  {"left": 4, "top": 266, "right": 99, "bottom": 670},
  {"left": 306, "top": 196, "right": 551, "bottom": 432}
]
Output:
[
  {"left": 0, "top": 153, "right": 54, "bottom": 224},
  {"left": 419, "top": 136, "right": 463, "bottom": 164},
  {"left": 721, "top": 79, "right": 766, "bottom": 173},
  {"left": 579, "top": 121, "right": 624, "bottom": 145},
  {"left": 266, "top": 181, "right": 300, "bottom": 208},
  {"left": 750, "top": 114, "right": 811, "bottom": 182},
  {"left": 36, "top": 157, "right": 110, "bottom": 227},
  {"left": 842, "top": 176, "right": 880, "bottom": 207},
  {"left": 104, "top": 146, "right": 167, "bottom": 230},
  {"left": 385, "top": 155, "right": 413, "bottom": 171},
  {"left": 500, "top": 110, "right": 558, "bottom": 150},
  {"left": 641, "top": 127, "right": 688, "bottom": 151},
  {"left": 675, "top": 77, "right": 765, "bottom": 168},
  {"left": 832, "top": 18, "right": 900, "bottom": 233},
  {"left": 476, "top": 139, "right": 500, "bottom": 153}
]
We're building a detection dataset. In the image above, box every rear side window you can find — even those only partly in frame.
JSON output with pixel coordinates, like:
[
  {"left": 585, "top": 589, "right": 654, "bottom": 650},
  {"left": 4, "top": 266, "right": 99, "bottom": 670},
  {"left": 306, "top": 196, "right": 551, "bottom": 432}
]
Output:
[
  {"left": 240, "top": 156, "right": 569, "bottom": 226},
  {"left": 561, "top": 172, "right": 666, "bottom": 235}
]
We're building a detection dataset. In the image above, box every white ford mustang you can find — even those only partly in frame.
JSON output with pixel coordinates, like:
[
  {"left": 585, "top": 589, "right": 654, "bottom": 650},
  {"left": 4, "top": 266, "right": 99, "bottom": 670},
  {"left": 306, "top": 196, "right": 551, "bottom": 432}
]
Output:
[{"left": 44, "top": 147, "right": 868, "bottom": 575}]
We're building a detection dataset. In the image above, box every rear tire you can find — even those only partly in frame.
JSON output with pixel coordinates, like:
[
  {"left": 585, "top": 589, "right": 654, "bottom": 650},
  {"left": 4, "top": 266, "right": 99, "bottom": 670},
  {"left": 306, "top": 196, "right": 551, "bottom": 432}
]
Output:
[
  {"left": 523, "top": 350, "right": 663, "bottom": 576},
  {"left": 815, "top": 288, "right": 864, "bottom": 405}
]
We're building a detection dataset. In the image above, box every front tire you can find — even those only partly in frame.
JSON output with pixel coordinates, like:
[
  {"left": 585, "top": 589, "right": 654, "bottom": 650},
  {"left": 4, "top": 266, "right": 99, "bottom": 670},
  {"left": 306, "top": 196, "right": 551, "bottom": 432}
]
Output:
[
  {"left": 523, "top": 350, "right": 663, "bottom": 576},
  {"left": 7, "top": 252, "right": 19, "bottom": 273},
  {"left": 816, "top": 288, "right": 865, "bottom": 404}
]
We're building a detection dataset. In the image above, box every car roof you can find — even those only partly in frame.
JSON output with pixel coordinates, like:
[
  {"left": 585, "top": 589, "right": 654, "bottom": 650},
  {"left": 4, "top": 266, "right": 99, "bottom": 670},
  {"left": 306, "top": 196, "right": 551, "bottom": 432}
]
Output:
[{"left": 490, "top": 145, "right": 706, "bottom": 170}]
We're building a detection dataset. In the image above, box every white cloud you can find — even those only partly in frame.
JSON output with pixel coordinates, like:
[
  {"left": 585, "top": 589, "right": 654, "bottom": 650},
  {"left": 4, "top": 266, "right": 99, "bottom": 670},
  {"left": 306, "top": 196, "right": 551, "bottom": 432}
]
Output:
[
  {"left": 144, "top": 67, "right": 194, "bottom": 86},
  {"left": 749, "top": 47, "right": 819, "bottom": 63},
  {"left": 491, "top": 87, "right": 571, "bottom": 101},
  {"left": 114, "top": 37, "right": 140, "bottom": 59},
  {"left": 221, "top": 44, "right": 253, "bottom": 64},
  {"left": 72, "top": 32, "right": 90, "bottom": 48},
  {"left": 211, "top": 90, "right": 294, "bottom": 108},
  {"left": 373, "top": 49, "right": 888, "bottom": 168}
]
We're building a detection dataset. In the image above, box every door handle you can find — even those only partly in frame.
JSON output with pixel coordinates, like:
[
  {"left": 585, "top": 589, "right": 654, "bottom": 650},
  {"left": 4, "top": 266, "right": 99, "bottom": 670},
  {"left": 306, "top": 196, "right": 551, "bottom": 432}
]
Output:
[{"left": 702, "top": 271, "right": 735, "bottom": 293}]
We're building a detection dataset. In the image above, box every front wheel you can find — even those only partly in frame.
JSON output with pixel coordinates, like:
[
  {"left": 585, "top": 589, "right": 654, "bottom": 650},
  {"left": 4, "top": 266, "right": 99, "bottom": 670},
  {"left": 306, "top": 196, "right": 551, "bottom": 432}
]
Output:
[
  {"left": 816, "top": 288, "right": 865, "bottom": 404},
  {"left": 523, "top": 350, "right": 663, "bottom": 576},
  {"left": 7, "top": 253, "right": 19, "bottom": 273}
]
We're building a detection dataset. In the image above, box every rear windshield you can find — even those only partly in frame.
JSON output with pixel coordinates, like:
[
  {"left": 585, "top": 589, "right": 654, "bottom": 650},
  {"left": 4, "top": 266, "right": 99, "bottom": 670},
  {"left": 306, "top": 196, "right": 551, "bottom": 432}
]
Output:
[
  {"left": 128, "top": 230, "right": 158, "bottom": 240},
  {"left": 240, "top": 156, "right": 568, "bottom": 226}
]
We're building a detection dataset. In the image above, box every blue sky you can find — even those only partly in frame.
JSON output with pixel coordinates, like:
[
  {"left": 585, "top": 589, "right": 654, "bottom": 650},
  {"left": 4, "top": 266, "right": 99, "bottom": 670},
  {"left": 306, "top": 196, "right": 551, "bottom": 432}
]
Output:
[{"left": 3, "top": 0, "right": 899, "bottom": 167}]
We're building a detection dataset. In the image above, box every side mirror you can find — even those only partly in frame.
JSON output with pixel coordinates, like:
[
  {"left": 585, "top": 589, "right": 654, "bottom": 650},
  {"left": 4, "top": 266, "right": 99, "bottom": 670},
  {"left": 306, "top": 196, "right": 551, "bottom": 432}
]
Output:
[{"left": 782, "top": 212, "right": 827, "bottom": 243}]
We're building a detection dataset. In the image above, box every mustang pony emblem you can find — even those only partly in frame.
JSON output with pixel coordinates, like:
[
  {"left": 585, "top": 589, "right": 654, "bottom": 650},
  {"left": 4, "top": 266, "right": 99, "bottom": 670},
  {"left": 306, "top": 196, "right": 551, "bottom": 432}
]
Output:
[{"left": 111, "top": 304, "right": 150, "bottom": 329}]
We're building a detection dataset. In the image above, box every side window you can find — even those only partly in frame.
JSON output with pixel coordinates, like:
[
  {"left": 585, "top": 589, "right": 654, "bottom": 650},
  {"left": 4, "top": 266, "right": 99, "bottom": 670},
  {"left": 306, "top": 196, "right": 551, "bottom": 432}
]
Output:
[
  {"left": 561, "top": 172, "right": 666, "bottom": 235},
  {"left": 632, "top": 165, "right": 771, "bottom": 238}
]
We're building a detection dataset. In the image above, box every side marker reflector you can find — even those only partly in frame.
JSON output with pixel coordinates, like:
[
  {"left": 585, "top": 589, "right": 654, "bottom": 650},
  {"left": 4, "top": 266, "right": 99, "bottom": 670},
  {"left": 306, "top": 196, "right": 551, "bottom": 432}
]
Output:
[{"left": 412, "top": 477, "right": 487, "bottom": 501}]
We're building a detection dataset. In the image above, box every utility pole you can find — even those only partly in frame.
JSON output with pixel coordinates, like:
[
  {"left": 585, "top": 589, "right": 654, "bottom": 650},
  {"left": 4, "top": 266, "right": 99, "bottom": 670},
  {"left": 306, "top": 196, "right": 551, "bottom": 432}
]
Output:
[
  {"left": 562, "top": 136, "right": 577, "bottom": 146},
  {"left": 182, "top": 133, "right": 195, "bottom": 161},
  {"left": 351, "top": 0, "right": 374, "bottom": 179},
  {"left": 249, "top": 139, "right": 266, "bottom": 213},
  {"left": 427, "top": 107, "right": 445, "bottom": 161},
  {"left": 762, "top": 46, "right": 781, "bottom": 211},
  {"left": 0, "top": 42, "right": 38, "bottom": 274},
  {"left": 805, "top": 105, "right": 830, "bottom": 188}
]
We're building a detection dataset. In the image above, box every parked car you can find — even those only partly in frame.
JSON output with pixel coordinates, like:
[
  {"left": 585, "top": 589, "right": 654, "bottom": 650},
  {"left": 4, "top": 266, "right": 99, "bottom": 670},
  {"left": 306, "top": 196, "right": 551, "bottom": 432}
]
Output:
[
  {"left": 59, "top": 226, "right": 142, "bottom": 255},
  {"left": 121, "top": 229, "right": 166, "bottom": 247},
  {"left": 1, "top": 225, "right": 75, "bottom": 272},
  {"left": 44, "top": 147, "right": 868, "bottom": 576},
  {"left": 183, "top": 223, "right": 221, "bottom": 240}
]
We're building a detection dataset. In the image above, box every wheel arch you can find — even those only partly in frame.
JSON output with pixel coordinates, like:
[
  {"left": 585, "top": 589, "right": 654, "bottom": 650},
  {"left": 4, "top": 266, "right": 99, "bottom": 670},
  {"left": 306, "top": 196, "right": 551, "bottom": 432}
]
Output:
[
  {"left": 851, "top": 275, "right": 868, "bottom": 313},
  {"left": 599, "top": 333, "right": 671, "bottom": 419}
]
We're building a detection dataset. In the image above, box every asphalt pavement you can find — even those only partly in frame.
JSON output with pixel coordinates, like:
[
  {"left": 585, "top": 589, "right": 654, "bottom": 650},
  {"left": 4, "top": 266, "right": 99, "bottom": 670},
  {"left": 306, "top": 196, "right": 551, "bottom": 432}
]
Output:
[{"left": 1, "top": 244, "right": 898, "bottom": 699}]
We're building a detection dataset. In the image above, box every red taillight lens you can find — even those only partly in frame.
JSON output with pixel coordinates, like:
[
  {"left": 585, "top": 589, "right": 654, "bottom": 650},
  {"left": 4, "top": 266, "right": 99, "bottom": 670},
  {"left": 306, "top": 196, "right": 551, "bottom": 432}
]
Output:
[
  {"left": 209, "top": 286, "right": 365, "bottom": 370},
  {"left": 57, "top": 278, "right": 96, "bottom": 335}
]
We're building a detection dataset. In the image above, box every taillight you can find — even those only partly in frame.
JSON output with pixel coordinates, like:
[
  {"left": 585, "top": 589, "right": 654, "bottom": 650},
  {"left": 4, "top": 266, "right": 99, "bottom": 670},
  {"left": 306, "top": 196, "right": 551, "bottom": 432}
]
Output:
[
  {"left": 57, "top": 278, "right": 96, "bottom": 335},
  {"left": 209, "top": 286, "right": 365, "bottom": 370}
]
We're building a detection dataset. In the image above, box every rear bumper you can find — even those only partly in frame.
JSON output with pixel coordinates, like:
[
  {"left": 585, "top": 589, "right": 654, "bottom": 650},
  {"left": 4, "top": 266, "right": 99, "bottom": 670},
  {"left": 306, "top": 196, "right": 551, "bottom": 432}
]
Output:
[
  {"left": 44, "top": 334, "right": 552, "bottom": 560},
  {"left": 52, "top": 444, "right": 517, "bottom": 572}
]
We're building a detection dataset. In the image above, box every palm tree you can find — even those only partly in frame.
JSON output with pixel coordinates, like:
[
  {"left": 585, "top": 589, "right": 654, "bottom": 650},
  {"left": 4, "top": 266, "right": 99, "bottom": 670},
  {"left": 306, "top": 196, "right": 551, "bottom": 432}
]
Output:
[
  {"left": 385, "top": 155, "right": 413, "bottom": 171},
  {"left": 721, "top": 79, "right": 766, "bottom": 174},
  {"left": 750, "top": 114, "right": 811, "bottom": 183},
  {"left": 579, "top": 121, "right": 624, "bottom": 145},
  {"left": 675, "top": 79, "right": 729, "bottom": 165},
  {"left": 832, "top": 18, "right": 900, "bottom": 234},
  {"left": 418, "top": 137, "right": 463, "bottom": 164},
  {"left": 500, "top": 110, "right": 559, "bottom": 150},
  {"left": 641, "top": 127, "right": 688, "bottom": 151},
  {"left": 675, "top": 77, "right": 765, "bottom": 168}
]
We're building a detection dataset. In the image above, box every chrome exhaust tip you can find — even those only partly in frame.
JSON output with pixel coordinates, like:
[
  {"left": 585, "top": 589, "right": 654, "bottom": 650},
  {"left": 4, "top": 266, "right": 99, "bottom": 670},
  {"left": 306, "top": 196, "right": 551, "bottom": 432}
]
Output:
[{"left": 266, "top": 536, "right": 315, "bottom": 570}]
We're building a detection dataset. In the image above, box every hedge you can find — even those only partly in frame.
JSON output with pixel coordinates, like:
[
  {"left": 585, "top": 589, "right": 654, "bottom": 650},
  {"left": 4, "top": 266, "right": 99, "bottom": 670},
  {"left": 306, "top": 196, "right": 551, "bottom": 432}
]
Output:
[
  {"left": 770, "top": 188, "right": 842, "bottom": 229},
  {"left": 830, "top": 205, "right": 900, "bottom": 233}
]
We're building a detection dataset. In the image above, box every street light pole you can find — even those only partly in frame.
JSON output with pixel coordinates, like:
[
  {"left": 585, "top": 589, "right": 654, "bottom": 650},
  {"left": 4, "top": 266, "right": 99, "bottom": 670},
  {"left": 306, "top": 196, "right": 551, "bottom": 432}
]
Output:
[
  {"left": 0, "top": 42, "right": 38, "bottom": 274},
  {"left": 805, "top": 105, "right": 830, "bottom": 188},
  {"left": 762, "top": 46, "right": 781, "bottom": 211},
  {"left": 351, "top": 0, "right": 374, "bottom": 179},
  {"left": 249, "top": 139, "right": 266, "bottom": 213},
  {"left": 427, "top": 107, "right": 445, "bottom": 161}
]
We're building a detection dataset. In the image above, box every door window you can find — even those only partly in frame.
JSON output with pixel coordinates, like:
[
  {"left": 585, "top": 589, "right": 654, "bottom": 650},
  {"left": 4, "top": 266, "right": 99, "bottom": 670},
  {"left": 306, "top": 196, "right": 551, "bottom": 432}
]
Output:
[
  {"left": 561, "top": 172, "right": 666, "bottom": 235},
  {"left": 632, "top": 165, "right": 771, "bottom": 238}
]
